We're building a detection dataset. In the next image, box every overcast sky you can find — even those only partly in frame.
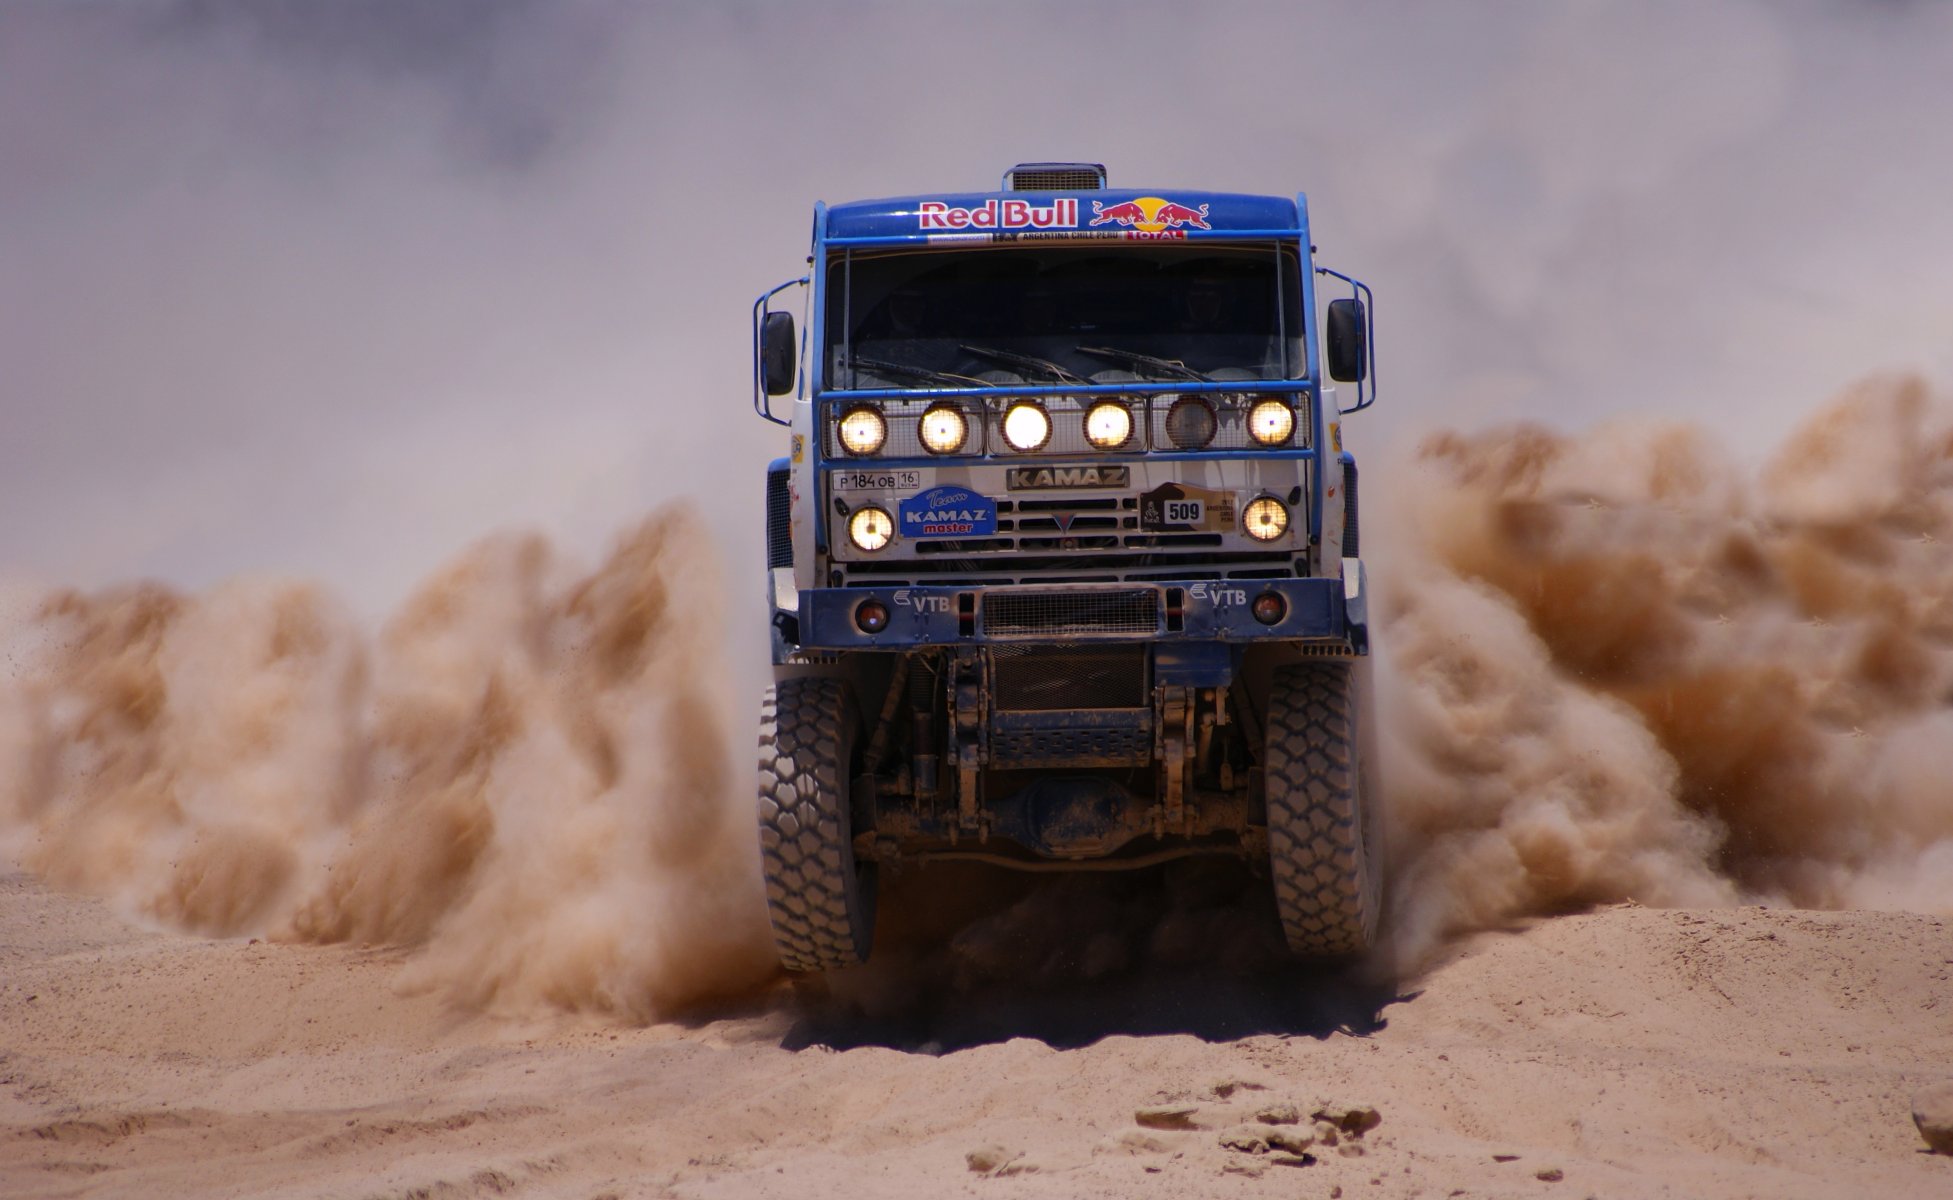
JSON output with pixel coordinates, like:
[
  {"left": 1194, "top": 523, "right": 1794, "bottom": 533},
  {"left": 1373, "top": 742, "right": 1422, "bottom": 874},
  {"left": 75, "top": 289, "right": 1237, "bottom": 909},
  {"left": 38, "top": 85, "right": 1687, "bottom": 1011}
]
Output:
[{"left": 5, "top": 0, "right": 1952, "bottom": 633}]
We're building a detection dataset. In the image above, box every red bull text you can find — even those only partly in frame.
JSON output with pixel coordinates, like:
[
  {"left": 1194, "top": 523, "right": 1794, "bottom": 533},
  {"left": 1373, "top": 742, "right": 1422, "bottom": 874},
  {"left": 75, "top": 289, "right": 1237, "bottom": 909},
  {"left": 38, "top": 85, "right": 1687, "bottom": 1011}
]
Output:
[{"left": 917, "top": 198, "right": 1080, "bottom": 231}]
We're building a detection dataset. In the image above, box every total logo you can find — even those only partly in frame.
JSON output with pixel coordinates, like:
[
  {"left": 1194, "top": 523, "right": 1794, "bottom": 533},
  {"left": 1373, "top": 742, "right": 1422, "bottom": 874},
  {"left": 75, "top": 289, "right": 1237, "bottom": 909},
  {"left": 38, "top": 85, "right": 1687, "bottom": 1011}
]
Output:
[{"left": 1090, "top": 197, "right": 1211, "bottom": 233}]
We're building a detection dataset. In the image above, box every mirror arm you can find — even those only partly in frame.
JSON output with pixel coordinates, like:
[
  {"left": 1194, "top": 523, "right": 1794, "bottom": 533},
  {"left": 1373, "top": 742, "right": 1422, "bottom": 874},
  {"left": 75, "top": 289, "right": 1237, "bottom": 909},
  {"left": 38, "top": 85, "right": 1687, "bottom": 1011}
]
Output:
[
  {"left": 752, "top": 276, "right": 809, "bottom": 426},
  {"left": 1315, "top": 266, "right": 1377, "bottom": 413}
]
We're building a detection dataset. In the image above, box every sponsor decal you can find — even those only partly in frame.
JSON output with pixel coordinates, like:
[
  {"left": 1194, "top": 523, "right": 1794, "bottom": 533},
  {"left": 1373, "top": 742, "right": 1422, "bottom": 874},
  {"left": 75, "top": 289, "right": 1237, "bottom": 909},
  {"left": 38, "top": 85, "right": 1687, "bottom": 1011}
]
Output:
[
  {"left": 1188, "top": 581, "right": 1249, "bottom": 607},
  {"left": 790, "top": 434, "right": 805, "bottom": 464},
  {"left": 1089, "top": 197, "right": 1212, "bottom": 233},
  {"left": 1140, "top": 482, "right": 1236, "bottom": 532},
  {"left": 898, "top": 485, "right": 998, "bottom": 538},
  {"left": 832, "top": 468, "right": 921, "bottom": 492},
  {"left": 918, "top": 198, "right": 1079, "bottom": 231},
  {"left": 1006, "top": 464, "right": 1131, "bottom": 490},
  {"left": 1330, "top": 422, "right": 1342, "bottom": 453},
  {"left": 894, "top": 588, "right": 954, "bottom": 614}
]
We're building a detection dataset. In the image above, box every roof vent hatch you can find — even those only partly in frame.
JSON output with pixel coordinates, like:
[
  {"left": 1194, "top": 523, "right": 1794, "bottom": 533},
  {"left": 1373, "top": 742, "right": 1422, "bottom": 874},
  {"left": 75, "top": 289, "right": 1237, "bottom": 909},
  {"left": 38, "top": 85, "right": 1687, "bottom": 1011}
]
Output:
[{"left": 1004, "top": 162, "right": 1107, "bottom": 191}]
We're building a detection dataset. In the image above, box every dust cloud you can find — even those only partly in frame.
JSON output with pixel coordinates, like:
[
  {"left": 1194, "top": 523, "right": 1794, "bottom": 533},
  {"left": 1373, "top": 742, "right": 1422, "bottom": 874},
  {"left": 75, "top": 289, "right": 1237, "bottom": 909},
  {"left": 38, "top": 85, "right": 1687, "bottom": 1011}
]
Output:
[
  {"left": 1377, "top": 373, "right": 1953, "bottom": 966},
  {"left": 6, "top": 377, "right": 1953, "bottom": 1017},
  {"left": 0, "top": 505, "right": 777, "bottom": 1020}
]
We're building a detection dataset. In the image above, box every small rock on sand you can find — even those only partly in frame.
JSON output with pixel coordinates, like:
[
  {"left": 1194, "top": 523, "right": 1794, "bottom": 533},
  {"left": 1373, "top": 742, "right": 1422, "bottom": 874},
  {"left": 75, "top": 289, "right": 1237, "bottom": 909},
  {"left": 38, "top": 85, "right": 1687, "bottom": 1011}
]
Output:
[
  {"left": 1266, "top": 1126, "right": 1316, "bottom": 1155},
  {"left": 1535, "top": 1165, "right": 1565, "bottom": 1181},
  {"left": 1254, "top": 1101, "right": 1301, "bottom": 1125},
  {"left": 1136, "top": 1104, "right": 1202, "bottom": 1130},
  {"left": 965, "top": 1145, "right": 1020, "bottom": 1174},
  {"left": 1218, "top": 1126, "right": 1269, "bottom": 1154},
  {"left": 1313, "top": 1100, "right": 1383, "bottom": 1135},
  {"left": 1210, "top": 1078, "right": 1267, "bottom": 1099},
  {"left": 1914, "top": 1083, "right": 1953, "bottom": 1155}
]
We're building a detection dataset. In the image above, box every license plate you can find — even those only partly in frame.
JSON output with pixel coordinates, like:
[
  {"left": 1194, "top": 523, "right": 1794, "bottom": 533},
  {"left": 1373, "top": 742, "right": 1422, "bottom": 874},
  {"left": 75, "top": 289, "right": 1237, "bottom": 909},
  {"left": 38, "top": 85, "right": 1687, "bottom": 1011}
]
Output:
[{"left": 831, "top": 469, "right": 920, "bottom": 492}]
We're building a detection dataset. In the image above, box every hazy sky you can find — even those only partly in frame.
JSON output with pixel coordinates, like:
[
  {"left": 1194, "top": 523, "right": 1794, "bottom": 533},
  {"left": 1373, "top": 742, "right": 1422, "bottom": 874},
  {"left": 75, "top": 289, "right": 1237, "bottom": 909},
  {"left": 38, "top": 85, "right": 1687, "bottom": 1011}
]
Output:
[{"left": 5, "top": 0, "right": 1952, "bottom": 627}]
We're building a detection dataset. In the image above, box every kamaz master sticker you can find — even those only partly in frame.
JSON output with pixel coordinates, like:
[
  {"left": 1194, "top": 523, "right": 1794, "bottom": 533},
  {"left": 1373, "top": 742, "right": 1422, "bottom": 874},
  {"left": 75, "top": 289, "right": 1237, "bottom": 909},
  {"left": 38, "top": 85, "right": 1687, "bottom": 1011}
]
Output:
[
  {"left": 1139, "top": 483, "right": 1235, "bottom": 532},
  {"left": 898, "top": 485, "right": 998, "bottom": 537}
]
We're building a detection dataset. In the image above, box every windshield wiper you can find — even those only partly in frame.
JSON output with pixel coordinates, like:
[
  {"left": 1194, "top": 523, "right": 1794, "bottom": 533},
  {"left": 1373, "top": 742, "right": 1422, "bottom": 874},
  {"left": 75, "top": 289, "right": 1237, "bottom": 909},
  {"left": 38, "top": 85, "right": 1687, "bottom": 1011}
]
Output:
[
  {"left": 958, "top": 344, "right": 1086, "bottom": 384},
  {"left": 1075, "top": 345, "right": 1209, "bottom": 382},
  {"left": 851, "top": 356, "right": 988, "bottom": 388}
]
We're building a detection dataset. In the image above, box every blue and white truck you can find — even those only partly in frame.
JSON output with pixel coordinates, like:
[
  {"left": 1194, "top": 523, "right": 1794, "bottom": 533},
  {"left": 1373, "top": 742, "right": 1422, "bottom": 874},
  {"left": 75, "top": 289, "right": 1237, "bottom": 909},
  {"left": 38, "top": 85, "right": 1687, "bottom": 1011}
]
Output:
[{"left": 752, "top": 163, "right": 1379, "bottom": 972}]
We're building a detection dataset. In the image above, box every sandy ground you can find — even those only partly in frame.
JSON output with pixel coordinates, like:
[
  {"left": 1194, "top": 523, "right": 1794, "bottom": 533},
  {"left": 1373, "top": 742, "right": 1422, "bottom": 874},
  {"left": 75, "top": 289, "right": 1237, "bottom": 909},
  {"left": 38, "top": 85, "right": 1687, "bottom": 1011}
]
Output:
[{"left": 3, "top": 871, "right": 1949, "bottom": 1199}]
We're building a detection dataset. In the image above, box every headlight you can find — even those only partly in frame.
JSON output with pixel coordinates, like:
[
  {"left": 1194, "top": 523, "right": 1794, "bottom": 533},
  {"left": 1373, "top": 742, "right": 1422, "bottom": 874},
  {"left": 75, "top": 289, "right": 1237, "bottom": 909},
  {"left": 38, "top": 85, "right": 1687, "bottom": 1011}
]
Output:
[
  {"left": 1248, "top": 399, "right": 1295, "bottom": 446},
  {"left": 837, "top": 406, "right": 886, "bottom": 456},
  {"left": 919, "top": 404, "right": 968, "bottom": 454},
  {"left": 1165, "top": 396, "right": 1217, "bottom": 449},
  {"left": 848, "top": 506, "right": 893, "bottom": 551},
  {"left": 1242, "top": 496, "right": 1289, "bottom": 542},
  {"left": 1084, "top": 401, "right": 1133, "bottom": 450},
  {"left": 1002, "top": 401, "right": 1051, "bottom": 451}
]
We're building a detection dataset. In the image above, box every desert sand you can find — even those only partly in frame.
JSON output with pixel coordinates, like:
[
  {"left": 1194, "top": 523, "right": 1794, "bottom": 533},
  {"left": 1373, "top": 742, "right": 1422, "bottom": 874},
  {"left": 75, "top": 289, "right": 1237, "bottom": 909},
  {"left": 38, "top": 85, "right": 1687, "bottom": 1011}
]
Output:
[{"left": 4, "top": 868, "right": 1948, "bottom": 1200}]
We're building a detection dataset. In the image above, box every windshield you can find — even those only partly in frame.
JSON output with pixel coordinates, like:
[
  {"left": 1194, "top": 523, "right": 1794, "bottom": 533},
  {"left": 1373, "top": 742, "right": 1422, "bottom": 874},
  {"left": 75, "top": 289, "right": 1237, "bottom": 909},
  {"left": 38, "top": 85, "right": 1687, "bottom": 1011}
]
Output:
[{"left": 825, "top": 244, "right": 1303, "bottom": 389}]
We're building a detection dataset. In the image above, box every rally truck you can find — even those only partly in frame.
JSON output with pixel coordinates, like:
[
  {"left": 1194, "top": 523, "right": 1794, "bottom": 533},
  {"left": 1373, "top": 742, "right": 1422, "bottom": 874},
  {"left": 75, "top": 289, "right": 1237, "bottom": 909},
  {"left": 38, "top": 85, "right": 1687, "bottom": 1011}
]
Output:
[{"left": 751, "top": 162, "right": 1379, "bottom": 972}]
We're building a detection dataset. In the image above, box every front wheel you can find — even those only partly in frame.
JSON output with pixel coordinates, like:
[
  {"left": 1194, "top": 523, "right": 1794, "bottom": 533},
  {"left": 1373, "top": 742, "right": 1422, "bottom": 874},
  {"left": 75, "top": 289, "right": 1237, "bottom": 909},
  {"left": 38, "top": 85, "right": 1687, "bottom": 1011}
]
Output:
[
  {"left": 757, "top": 677, "right": 877, "bottom": 971},
  {"left": 1264, "top": 661, "right": 1381, "bottom": 959}
]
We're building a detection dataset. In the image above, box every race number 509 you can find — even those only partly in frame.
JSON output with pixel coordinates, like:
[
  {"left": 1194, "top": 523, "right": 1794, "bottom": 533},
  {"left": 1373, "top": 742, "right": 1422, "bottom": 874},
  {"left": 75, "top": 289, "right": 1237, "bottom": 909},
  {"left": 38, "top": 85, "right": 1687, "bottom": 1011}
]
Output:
[{"left": 1164, "top": 499, "right": 1204, "bottom": 524}]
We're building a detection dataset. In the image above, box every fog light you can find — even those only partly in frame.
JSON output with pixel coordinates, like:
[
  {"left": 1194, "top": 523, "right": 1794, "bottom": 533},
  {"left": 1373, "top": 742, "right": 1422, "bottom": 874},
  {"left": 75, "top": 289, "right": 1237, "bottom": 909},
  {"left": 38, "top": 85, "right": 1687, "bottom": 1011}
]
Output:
[
  {"left": 848, "top": 505, "right": 893, "bottom": 552},
  {"left": 1242, "top": 496, "right": 1289, "bottom": 541},
  {"left": 1251, "top": 592, "right": 1287, "bottom": 625},
  {"left": 855, "top": 599, "right": 890, "bottom": 633},
  {"left": 1248, "top": 399, "right": 1295, "bottom": 445},
  {"left": 1084, "top": 401, "right": 1133, "bottom": 449},
  {"left": 838, "top": 405, "right": 887, "bottom": 456},
  {"left": 919, "top": 404, "right": 968, "bottom": 454},
  {"left": 1002, "top": 401, "right": 1051, "bottom": 451},
  {"left": 1165, "top": 396, "right": 1217, "bottom": 449}
]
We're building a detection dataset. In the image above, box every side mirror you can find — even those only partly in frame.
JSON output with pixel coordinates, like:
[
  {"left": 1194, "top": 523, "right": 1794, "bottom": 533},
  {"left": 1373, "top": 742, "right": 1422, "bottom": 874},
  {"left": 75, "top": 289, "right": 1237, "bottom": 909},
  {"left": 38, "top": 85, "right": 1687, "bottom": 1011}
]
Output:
[
  {"left": 761, "top": 311, "right": 797, "bottom": 397},
  {"left": 1326, "top": 298, "right": 1367, "bottom": 383}
]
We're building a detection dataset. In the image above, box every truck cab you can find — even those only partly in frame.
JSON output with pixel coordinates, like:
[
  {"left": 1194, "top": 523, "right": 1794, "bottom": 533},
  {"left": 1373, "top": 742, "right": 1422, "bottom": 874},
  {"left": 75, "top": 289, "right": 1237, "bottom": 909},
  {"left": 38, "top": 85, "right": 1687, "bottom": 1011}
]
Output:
[{"left": 752, "top": 163, "right": 1379, "bottom": 972}]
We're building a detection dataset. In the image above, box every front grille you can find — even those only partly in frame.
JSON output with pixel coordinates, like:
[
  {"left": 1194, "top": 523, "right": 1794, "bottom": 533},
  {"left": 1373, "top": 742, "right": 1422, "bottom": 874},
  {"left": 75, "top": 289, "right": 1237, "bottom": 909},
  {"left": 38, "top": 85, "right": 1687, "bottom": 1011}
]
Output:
[
  {"left": 765, "top": 464, "right": 792, "bottom": 568},
  {"left": 990, "top": 725, "right": 1151, "bottom": 768},
  {"left": 993, "top": 645, "right": 1147, "bottom": 709},
  {"left": 983, "top": 588, "right": 1160, "bottom": 638}
]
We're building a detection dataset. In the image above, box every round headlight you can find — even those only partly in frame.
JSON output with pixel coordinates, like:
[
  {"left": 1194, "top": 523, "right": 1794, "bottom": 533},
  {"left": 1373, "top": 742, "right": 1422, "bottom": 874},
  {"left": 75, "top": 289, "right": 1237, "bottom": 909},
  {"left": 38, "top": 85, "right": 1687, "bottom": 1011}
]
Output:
[
  {"left": 919, "top": 404, "right": 968, "bottom": 454},
  {"left": 1002, "top": 402, "right": 1051, "bottom": 452},
  {"left": 1165, "top": 396, "right": 1217, "bottom": 449},
  {"left": 1248, "top": 399, "right": 1295, "bottom": 446},
  {"left": 1084, "top": 402, "right": 1133, "bottom": 450},
  {"left": 848, "top": 506, "right": 893, "bottom": 552},
  {"left": 838, "top": 406, "right": 886, "bottom": 456},
  {"left": 1242, "top": 496, "right": 1289, "bottom": 542}
]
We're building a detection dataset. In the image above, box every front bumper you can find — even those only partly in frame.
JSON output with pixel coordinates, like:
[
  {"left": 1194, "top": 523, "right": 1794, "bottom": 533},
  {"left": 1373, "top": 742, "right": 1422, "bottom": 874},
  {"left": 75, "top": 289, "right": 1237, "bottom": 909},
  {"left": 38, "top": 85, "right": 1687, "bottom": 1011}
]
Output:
[{"left": 795, "top": 574, "right": 1363, "bottom": 650}]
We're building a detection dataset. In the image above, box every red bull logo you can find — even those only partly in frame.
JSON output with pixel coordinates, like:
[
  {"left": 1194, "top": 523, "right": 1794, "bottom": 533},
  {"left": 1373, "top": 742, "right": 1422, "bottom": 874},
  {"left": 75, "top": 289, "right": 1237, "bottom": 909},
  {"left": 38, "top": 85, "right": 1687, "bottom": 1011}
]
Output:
[
  {"left": 918, "top": 198, "right": 1079, "bottom": 231},
  {"left": 1089, "top": 196, "right": 1211, "bottom": 233}
]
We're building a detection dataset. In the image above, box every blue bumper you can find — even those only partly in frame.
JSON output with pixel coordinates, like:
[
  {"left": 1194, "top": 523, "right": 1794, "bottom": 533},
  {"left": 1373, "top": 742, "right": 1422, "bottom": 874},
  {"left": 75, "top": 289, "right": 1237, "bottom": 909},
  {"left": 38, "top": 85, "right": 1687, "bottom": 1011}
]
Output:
[{"left": 797, "top": 577, "right": 1359, "bottom": 650}]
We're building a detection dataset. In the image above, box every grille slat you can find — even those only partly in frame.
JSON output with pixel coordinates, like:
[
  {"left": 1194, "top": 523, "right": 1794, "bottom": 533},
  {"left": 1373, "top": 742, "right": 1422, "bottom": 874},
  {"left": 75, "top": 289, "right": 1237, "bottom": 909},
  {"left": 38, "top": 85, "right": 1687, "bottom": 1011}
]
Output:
[
  {"left": 765, "top": 464, "right": 792, "bottom": 568},
  {"left": 983, "top": 588, "right": 1160, "bottom": 638}
]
